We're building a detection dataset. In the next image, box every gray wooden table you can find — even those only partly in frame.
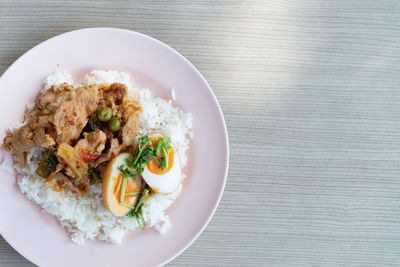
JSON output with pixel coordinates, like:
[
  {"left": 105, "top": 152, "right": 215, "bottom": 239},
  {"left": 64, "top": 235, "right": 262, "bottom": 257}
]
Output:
[{"left": 1, "top": 1, "right": 400, "bottom": 266}]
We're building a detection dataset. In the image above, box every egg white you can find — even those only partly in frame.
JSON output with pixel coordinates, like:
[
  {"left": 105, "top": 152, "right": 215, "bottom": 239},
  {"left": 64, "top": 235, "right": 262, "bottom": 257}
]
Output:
[
  {"left": 141, "top": 143, "right": 182, "bottom": 194},
  {"left": 102, "top": 153, "right": 140, "bottom": 217}
]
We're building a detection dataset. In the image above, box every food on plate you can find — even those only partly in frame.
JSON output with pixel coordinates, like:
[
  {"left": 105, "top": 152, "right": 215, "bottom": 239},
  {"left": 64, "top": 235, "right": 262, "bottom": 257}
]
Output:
[
  {"left": 141, "top": 134, "right": 182, "bottom": 194},
  {"left": 102, "top": 153, "right": 143, "bottom": 217},
  {"left": 1, "top": 70, "right": 192, "bottom": 244}
]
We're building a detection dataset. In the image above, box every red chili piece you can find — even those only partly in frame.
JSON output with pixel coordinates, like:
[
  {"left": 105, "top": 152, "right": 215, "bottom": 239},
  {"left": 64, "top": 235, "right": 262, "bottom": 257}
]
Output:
[
  {"left": 70, "top": 138, "right": 77, "bottom": 145},
  {"left": 79, "top": 151, "right": 99, "bottom": 163}
]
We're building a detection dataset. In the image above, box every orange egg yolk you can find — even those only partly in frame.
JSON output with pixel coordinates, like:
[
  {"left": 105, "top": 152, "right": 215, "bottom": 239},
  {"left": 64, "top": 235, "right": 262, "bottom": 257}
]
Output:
[
  {"left": 112, "top": 173, "right": 139, "bottom": 211},
  {"left": 147, "top": 137, "right": 175, "bottom": 175}
]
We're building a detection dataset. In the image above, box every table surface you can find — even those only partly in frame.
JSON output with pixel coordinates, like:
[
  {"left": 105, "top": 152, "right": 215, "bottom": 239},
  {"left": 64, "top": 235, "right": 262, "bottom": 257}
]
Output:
[{"left": 1, "top": 1, "right": 400, "bottom": 266}]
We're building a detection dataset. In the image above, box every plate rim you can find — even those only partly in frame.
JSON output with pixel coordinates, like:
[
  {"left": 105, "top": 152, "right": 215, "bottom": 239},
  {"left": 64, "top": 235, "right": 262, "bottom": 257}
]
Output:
[{"left": 0, "top": 27, "right": 230, "bottom": 266}]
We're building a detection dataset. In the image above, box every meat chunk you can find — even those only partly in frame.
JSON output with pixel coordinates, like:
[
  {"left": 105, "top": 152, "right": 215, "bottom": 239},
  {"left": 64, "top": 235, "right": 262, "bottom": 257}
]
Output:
[
  {"left": 33, "top": 127, "right": 56, "bottom": 149},
  {"left": 105, "top": 83, "right": 127, "bottom": 104},
  {"left": 90, "top": 138, "right": 121, "bottom": 168},
  {"left": 102, "top": 83, "right": 128, "bottom": 116},
  {"left": 53, "top": 102, "right": 86, "bottom": 144},
  {"left": 53, "top": 85, "right": 100, "bottom": 144},
  {"left": 45, "top": 172, "right": 87, "bottom": 195},
  {"left": 38, "top": 83, "right": 75, "bottom": 113},
  {"left": 121, "top": 115, "right": 140, "bottom": 148},
  {"left": 1, "top": 85, "right": 74, "bottom": 166},
  {"left": 119, "top": 100, "right": 141, "bottom": 148},
  {"left": 2, "top": 125, "right": 35, "bottom": 167},
  {"left": 28, "top": 115, "right": 57, "bottom": 149},
  {"left": 37, "top": 115, "right": 53, "bottom": 127},
  {"left": 77, "top": 84, "right": 100, "bottom": 112},
  {"left": 74, "top": 129, "right": 107, "bottom": 163}
]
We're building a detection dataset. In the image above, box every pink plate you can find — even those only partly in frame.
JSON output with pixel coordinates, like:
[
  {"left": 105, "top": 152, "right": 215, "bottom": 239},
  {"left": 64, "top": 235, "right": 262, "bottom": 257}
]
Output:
[{"left": 0, "top": 28, "right": 229, "bottom": 267}]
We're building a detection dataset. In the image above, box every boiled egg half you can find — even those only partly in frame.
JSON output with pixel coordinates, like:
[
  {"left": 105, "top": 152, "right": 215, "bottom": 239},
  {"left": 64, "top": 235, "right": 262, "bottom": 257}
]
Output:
[
  {"left": 102, "top": 153, "right": 141, "bottom": 217},
  {"left": 141, "top": 134, "right": 182, "bottom": 194}
]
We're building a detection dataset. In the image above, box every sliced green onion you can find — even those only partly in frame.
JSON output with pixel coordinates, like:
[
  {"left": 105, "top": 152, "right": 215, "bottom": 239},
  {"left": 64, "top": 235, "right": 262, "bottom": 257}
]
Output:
[
  {"left": 139, "top": 212, "right": 145, "bottom": 229},
  {"left": 133, "top": 148, "right": 143, "bottom": 166},
  {"left": 125, "top": 191, "right": 141, "bottom": 196},
  {"left": 155, "top": 140, "right": 163, "bottom": 157},
  {"left": 135, "top": 189, "right": 149, "bottom": 212},
  {"left": 162, "top": 146, "right": 169, "bottom": 170},
  {"left": 135, "top": 212, "right": 144, "bottom": 230},
  {"left": 163, "top": 136, "right": 171, "bottom": 147},
  {"left": 140, "top": 211, "right": 145, "bottom": 224},
  {"left": 119, "top": 177, "right": 128, "bottom": 203},
  {"left": 118, "top": 202, "right": 135, "bottom": 209},
  {"left": 133, "top": 136, "right": 150, "bottom": 165}
]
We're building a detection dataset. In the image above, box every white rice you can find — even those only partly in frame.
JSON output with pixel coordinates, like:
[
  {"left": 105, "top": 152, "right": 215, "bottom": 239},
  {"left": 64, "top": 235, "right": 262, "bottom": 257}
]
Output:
[
  {"left": 4, "top": 70, "right": 192, "bottom": 244},
  {"left": 44, "top": 71, "right": 73, "bottom": 90}
]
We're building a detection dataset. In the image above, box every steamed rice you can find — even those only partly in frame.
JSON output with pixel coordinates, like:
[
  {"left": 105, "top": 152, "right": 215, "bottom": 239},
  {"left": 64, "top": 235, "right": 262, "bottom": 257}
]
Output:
[{"left": 4, "top": 70, "right": 192, "bottom": 244}]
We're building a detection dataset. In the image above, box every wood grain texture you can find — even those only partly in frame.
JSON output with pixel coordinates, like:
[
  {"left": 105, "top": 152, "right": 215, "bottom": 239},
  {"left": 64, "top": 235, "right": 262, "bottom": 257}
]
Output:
[{"left": 1, "top": 0, "right": 400, "bottom": 266}]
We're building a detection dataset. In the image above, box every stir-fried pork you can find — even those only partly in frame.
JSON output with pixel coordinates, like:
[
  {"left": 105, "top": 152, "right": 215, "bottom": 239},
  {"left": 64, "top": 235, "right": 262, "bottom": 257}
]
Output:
[
  {"left": 53, "top": 85, "right": 100, "bottom": 145},
  {"left": 2, "top": 125, "right": 35, "bottom": 167},
  {"left": 75, "top": 129, "right": 107, "bottom": 162},
  {"left": 2, "top": 82, "right": 141, "bottom": 194},
  {"left": 120, "top": 100, "right": 141, "bottom": 148}
]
